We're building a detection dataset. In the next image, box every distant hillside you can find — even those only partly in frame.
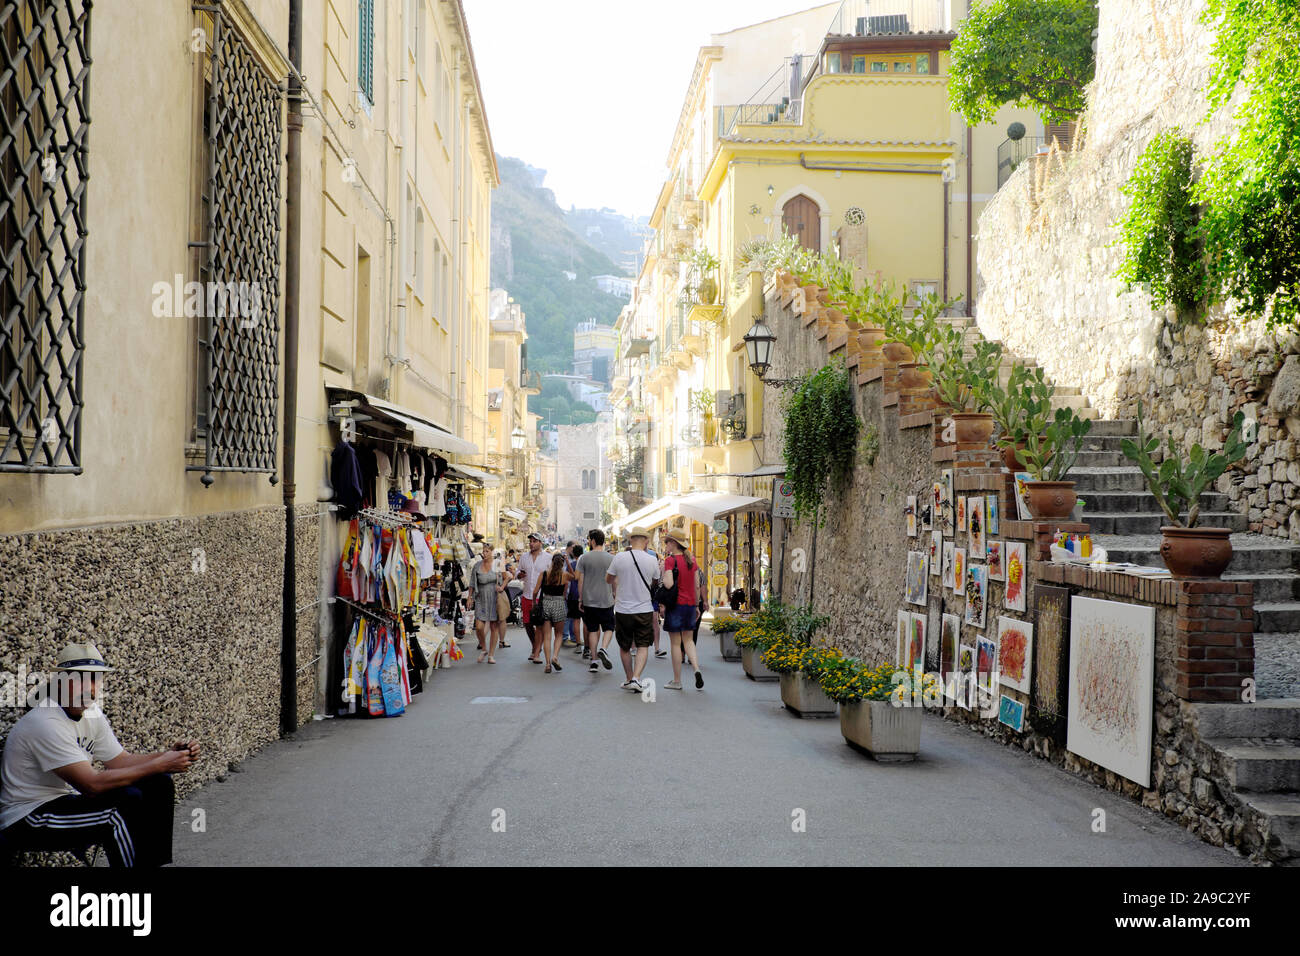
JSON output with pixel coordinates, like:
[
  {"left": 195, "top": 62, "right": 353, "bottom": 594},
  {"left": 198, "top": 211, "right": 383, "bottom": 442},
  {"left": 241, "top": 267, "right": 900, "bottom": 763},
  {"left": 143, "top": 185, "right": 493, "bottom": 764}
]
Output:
[
  {"left": 490, "top": 155, "right": 628, "bottom": 378},
  {"left": 564, "top": 206, "right": 650, "bottom": 278}
]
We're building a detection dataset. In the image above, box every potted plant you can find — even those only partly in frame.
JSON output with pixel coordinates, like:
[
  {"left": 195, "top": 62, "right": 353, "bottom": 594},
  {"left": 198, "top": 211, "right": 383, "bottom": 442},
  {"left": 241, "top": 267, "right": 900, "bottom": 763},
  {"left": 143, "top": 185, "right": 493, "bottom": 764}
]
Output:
[
  {"left": 1121, "top": 405, "right": 1249, "bottom": 577},
  {"left": 1018, "top": 406, "right": 1093, "bottom": 519},
  {"left": 929, "top": 327, "right": 1003, "bottom": 444},
  {"left": 688, "top": 247, "right": 721, "bottom": 304},
  {"left": 763, "top": 638, "right": 839, "bottom": 717},
  {"left": 819, "top": 659, "right": 930, "bottom": 761},
  {"left": 986, "top": 363, "right": 1053, "bottom": 470},
  {"left": 735, "top": 621, "right": 781, "bottom": 681},
  {"left": 710, "top": 614, "right": 744, "bottom": 661}
]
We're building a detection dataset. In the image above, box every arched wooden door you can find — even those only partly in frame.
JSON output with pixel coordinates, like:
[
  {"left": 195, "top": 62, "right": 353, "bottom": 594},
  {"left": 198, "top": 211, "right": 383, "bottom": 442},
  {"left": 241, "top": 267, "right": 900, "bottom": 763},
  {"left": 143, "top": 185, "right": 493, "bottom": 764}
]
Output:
[{"left": 781, "top": 194, "right": 821, "bottom": 252}]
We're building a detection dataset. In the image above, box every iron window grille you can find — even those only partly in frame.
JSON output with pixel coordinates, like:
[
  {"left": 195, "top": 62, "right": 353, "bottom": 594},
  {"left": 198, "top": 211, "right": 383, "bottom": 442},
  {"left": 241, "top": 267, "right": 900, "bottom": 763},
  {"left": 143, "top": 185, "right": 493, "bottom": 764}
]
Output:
[
  {"left": 0, "top": 0, "right": 91, "bottom": 474},
  {"left": 189, "top": 3, "right": 283, "bottom": 485}
]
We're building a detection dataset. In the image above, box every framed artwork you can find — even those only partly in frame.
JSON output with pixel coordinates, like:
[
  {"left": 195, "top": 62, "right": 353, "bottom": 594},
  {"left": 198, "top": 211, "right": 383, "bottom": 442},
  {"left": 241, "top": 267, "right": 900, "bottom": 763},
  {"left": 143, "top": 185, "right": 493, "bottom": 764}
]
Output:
[
  {"left": 932, "top": 481, "right": 943, "bottom": 526},
  {"left": 905, "top": 551, "right": 928, "bottom": 606},
  {"left": 1067, "top": 597, "right": 1156, "bottom": 788},
  {"left": 1004, "top": 541, "right": 1027, "bottom": 612},
  {"left": 976, "top": 635, "right": 998, "bottom": 693},
  {"left": 1033, "top": 585, "right": 1071, "bottom": 743},
  {"left": 967, "top": 496, "right": 985, "bottom": 560},
  {"left": 908, "top": 612, "right": 926, "bottom": 671},
  {"left": 905, "top": 496, "right": 917, "bottom": 537},
  {"left": 1012, "top": 472, "right": 1033, "bottom": 521},
  {"left": 919, "top": 498, "right": 932, "bottom": 532},
  {"left": 953, "top": 548, "right": 966, "bottom": 596},
  {"left": 930, "top": 529, "right": 942, "bottom": 577},
  {"left": 957, "top": 643, "right": 976, "bottom": 709},
  {"left": 996, "top": 616, "right": 1033, "bottom": 693},
  {"left": 957, "top": 495, "right": 967, "bottom": 533},
  {"left": 965, "top": 564, "right": 988, "bottom": 628},
  {"left": 942, "top": 470, "right": 955, "bottom": 536},
  {"left": 987, "top": 540, "right": 1005, "bottom": 581},
  {"left": 999, "top": 695, "right": 1025, "bottom": 732},
  {"left": 940, "top": 613, "right": 960, "bottom": 681},
  {"left": 942, "top": 542, "right": 955, "bottom": 589},
  {"left": 896, "top": 610, "right": 910, "bottom": 667},
  {"left": 987, "top": 494, "right": 1000, "bottom": 536}
]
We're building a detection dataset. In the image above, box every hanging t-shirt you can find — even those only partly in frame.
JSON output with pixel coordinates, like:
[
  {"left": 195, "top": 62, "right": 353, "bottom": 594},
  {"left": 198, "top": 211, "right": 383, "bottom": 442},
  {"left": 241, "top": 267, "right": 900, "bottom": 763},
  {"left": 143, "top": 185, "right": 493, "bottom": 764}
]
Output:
[
  {"left": 373, "top": 450, "right": 392, "bottom": 508},
  {"left": 0, "top": 704, "right": 125, "bottom": 830},
  {"left": 426, "top": 476, "right": 448, "bottom": 518}
]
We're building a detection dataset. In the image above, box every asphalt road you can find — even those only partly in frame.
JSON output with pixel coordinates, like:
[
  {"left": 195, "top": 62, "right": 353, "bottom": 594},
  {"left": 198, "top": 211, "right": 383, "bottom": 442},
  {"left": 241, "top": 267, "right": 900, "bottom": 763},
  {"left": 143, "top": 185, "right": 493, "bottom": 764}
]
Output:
[{"left": 173, "top": 625, "right": 1242, "bottom": 867}]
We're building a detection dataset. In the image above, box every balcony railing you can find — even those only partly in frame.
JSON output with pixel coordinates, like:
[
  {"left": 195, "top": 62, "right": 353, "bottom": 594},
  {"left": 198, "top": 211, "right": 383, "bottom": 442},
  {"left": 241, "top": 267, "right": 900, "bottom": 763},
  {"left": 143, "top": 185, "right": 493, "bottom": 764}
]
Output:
[
  {"left": 827, "top": 0, "right": 951, "bottom": 36},
  {"left": 997, "top": 136, "right": 1046, "bottom": 189}
]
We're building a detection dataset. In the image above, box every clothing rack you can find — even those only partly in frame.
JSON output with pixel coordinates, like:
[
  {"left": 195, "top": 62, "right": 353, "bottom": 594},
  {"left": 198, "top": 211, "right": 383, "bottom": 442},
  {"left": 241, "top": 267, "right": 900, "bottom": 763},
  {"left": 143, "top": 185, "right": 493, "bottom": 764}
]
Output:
[
  {"left": 358, "top": 507, "right": 415, "bottom": 528},
  {"left": 335, "top": 596, "right": 407, "bottom": 622}
]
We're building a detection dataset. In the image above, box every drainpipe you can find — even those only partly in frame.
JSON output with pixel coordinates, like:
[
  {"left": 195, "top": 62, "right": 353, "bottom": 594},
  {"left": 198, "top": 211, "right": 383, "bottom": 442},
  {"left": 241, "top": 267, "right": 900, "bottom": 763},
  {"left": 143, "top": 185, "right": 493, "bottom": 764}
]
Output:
[
  {"left": 966, "top": 125, "right": 974, "bottom": 315},
  {"left": 281, "top": 0, "right": 303, "bottom": 735},
  {"left": 942, "top": 179, "right": 949, "bottom": 303}
]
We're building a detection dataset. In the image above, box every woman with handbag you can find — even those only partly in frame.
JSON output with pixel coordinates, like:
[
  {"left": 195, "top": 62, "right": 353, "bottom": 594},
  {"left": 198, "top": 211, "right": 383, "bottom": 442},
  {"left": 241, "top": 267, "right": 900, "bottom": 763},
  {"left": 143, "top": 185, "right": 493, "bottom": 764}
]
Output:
[
  {"left": 659, "top": 518, "right": 704, "bottom": 691},
  {"left": 532, "top": 552, "right": 574, "bottom": 674},
  {"left": 466, "top": 544, "right": 507, "bottom": 664}
]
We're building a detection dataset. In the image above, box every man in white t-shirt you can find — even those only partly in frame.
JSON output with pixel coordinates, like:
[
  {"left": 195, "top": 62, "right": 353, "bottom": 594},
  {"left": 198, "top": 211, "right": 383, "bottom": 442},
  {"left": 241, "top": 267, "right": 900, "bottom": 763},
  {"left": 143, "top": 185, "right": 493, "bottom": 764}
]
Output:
[
  {"left": 0, "top": 642, "right": 199, "bottom": 867},
  {"left": 516, "top": 532, "right": 552, "bottom": 662},
  {"left": 605, "top": 526, "right": 659, "bottom": 692}
]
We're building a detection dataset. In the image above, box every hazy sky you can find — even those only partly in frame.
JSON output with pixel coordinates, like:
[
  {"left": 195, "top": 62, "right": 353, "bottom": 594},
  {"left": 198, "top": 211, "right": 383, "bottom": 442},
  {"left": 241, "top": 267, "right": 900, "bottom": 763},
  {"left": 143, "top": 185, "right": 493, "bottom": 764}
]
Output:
[{"left": 462, "top": 0, "right": 834, "bottom": 220}]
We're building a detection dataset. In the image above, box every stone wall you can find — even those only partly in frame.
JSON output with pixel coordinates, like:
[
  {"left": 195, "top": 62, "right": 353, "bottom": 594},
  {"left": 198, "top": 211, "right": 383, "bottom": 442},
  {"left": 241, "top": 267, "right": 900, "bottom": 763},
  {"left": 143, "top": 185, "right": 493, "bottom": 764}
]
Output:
[
  {"left": 975, "top": 0, "right": 1300, "bottom": 540},
  {"left": 0, "top": 505, "right": 319, "bottom": 808}
]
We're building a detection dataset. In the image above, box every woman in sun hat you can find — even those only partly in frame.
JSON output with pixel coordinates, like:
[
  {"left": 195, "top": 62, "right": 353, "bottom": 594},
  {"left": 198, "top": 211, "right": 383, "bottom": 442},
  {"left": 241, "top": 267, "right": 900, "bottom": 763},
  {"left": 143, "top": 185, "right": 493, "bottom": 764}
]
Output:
[{"left": 659, "top": 516, "right": 704, "bottom": 691}]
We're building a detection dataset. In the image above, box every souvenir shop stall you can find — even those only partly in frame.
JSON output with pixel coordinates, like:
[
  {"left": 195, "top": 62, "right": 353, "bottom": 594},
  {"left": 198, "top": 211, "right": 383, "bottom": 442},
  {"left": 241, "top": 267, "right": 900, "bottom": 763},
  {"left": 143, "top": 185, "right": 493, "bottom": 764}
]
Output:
[{"left": 325, "top": 389, "right": 486, "bottom": 717}]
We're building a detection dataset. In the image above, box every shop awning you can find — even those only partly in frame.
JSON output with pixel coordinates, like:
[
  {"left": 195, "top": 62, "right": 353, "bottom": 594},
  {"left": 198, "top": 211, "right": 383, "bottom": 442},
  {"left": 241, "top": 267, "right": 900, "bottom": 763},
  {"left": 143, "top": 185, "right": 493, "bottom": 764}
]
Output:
[
  {"left": 726, "top": 464, "right": 786, "bottom": 478},
  {"left": 447, "top": 464, "right": 501, "bottom": 488},
  {"left": 675, "top": 491, "right": 768, "bottom": 524},
  {"left": 608, "top": 496, "right": 677, "bottom": 534},
  {"left": 502, "top": 507, "right": 526, "bottom": 520},
  {"left": 328, "top": 388, "right": 480, "bottom": 456}
]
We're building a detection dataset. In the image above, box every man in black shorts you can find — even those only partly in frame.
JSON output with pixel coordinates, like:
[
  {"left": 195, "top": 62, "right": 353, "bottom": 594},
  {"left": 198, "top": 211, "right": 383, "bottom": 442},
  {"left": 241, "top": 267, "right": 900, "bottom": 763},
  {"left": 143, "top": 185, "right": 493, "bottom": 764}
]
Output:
[
  {"left": 605, "top": 526, "right": 657, "bottom": 692},
  {"left": 576, "top": 529, "right": 615, "bottom": 673}
]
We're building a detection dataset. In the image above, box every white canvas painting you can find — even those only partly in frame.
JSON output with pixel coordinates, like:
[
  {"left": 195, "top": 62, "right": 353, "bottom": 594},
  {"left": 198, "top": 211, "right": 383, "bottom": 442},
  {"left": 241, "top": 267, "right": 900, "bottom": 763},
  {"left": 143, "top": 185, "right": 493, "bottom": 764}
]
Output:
[{"left": 1067, "top": 597, "right": 1156, "bottom": 789}]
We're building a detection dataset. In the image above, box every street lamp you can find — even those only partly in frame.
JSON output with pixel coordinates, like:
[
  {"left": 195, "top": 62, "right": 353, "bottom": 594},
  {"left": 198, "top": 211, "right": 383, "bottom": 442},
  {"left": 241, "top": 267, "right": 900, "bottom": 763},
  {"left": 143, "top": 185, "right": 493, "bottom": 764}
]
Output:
[
  {"left": 742, "top": 319, "right": 775, "bottom": 379},
  {"left": 510, "top": 425, "right": 526, "bottom": 451}
]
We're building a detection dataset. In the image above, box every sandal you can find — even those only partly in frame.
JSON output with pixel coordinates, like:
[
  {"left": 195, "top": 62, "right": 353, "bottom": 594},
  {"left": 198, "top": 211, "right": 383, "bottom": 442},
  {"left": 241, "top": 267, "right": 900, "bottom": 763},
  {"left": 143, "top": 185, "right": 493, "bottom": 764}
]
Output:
[
  {"left": 488, "top": 657, "right": 497, "bottom": 664},
  {"left": 500, "top": 641, "right": 511, "bottom": 648},
  {"left": 544, "top": 666, "right": 552, "bottom": 674},
  {"left": 477, "top": 652, "right": 487, "bottom": 664}
]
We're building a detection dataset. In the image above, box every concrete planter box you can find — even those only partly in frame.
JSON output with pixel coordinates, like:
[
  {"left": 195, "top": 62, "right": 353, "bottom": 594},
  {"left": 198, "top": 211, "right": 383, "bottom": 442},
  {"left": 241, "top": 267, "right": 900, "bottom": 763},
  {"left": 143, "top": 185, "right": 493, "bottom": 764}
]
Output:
[
  {"left": 718, "top": 630, "right": 741, "bottom": 661},
  {"left": 779, "top": 671, "right": 838, "bottom": 718},
  {"left": 839, "top": 700, "right": 922, "bottom": 762},
  {"left": 742, "top": 645, "right": 779, "bottom": 681}
]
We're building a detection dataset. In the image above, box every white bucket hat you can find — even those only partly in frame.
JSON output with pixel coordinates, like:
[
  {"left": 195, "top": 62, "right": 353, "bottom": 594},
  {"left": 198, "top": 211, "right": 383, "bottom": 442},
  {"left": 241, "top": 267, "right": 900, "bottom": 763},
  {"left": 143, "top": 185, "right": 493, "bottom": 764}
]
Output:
[{"left": 55, "top": 641, "right": 113, "bottom": 673}]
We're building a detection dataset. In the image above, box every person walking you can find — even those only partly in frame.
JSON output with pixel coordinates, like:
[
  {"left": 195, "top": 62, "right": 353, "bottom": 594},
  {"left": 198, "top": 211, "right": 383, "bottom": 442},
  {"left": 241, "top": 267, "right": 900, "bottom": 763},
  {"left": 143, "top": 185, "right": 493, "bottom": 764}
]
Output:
[
  {"left": 564, "top": 543, "right": 583, "bottom": 651},
  {"left": 516, "top": 532, "right": 550, "bottom": 663},
  {"left": 576, "top": 529, "right": 615, "bottom": 674},
  {"left": 649, "top": 541, "right": 666, "bottom": 659},
  {"left": 467, "top": 543, "right": 507, "bottom": 663},
  {"left": 690, "top": 557, "right": 709, "bottom": 651},
  {"left": 531, "top": 552, "right": 572, "bottom": 673},
  {"left": 605, "top": 526, "right": 658, "bottom": 692},
  {"left": 658, "top": 518, "right": 704, "bottom": 690}
]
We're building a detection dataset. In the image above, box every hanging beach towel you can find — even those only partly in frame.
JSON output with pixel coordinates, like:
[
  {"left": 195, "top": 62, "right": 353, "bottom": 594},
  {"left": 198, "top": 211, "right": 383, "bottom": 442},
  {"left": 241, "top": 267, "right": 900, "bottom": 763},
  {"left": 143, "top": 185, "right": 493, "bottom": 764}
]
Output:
[
  {"left": 379, "top": 628, "right": 406, "bottom": 717},
  {"left": 337, "top": 518, "right": 361, "bottom": 600},
  {"left": 366, "top": 624, "right": 385, "bottom": 716}
]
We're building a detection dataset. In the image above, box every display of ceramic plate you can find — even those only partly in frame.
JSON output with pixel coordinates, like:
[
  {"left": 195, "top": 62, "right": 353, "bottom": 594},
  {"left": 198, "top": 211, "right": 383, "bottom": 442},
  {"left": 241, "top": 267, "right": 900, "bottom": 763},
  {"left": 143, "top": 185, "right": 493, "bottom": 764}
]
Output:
[
  {"left": 712, "top": 561, "right": 727, "bottom": 575},
  {"left": 713, "top": 520, "right": 729, "bottom": 532},
  {"left": 711, "top": 574, "right": 728, "bottom": 587},
  {"left": 713, "top": 533, "right": 728, "bottom": 546},
  {"left": 712, "top": 547, "right": 727, "bottom": 561}
]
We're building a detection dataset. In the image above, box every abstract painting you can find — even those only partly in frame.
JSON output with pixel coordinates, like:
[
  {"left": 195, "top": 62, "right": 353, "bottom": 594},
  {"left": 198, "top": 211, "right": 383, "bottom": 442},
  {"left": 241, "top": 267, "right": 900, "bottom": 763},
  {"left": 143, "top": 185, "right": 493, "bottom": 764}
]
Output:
[
  {"left": 957, "top": 494, "right": 967, "bottom": 533},
  {"left": 987, "top": 494, "right": 1000, "bottom": 536},
  {"left": 957, "top": 643, "right": 976, "bottom": 709},
  {"left": 919, "top": 498, "right": 932, "bottom": 532},
  {"left": 987, "top": 540, "right": 1005, "bottom": 581},
  {"left": 906, "top": 495, "right": 917, "bottom": 537},
  {"left": 941, "top": 613, "right": 959, "bottom": 680},
  {"left": 964, "top": 564, "right": 988, "bottom": 628},
  {"left": 942, "top": 542, "right": 955, "bottom": 589},
  {"left": 953, "top": 548, "right": 966, "bottom": 596},
  {"left": 1067, "top": 597, "right": 1156, "bottom": 788},
  {"left": 999, "top": 695, "right": 1025, "bottom": 732},
  {"left": 1004, "top": 541, "right": 1027, "bottom": 612},
  {"left": 976, "top": 634, "right": 998, "bottom": 694},
  {"left": 1012, "top": 472, "right": 1033, "bottom": 521},
  {"left": 930, "top": 529, "right": 942, "bottom": 577},
  {"left": 932, "top": 481, "right": 944, "bottom": 527},
  {"left": 896, "top": 610, "right": 910, "bottom": 667},
  {"left": 909, "top": 612, "right": 926, "bottom": 671},
  {"left": 905, "top": 551, "right": 928, "bottom": 606},
  {"left": 1033, "top": 585, "right": 1071, "bottom": 742},
  {"left": 941, "top": 470, "right": 955, "bottom": 536},
  {"left": 996, "top": 616, "right": 1033, "bottom": 693},
  {"left": 967, "top": 496, "right": 985, "bottom": 560}
]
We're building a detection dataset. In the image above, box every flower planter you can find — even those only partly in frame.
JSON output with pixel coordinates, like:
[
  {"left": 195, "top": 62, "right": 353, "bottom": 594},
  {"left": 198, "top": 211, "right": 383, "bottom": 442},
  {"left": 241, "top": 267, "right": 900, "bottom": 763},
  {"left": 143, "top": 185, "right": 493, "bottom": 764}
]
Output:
[
  {"left": 839, "top": 699, "right": 922, "bottom": 762},
  {"left": 779, "top": 671, "right": 838, "bottom": 718},
  {"left": 718, "top": 629, "right": 742, "bottom": 661},
  {"left": 1159, "top": 526, "right": 1233, "bottom": 578},
  {"left": 897, "top": 362, "right": 932, "bottom": 390},
  {"left": 1025, "top": 480, "right": 1078, "bottom": 520},
  {"left": 951, "top": 412, "right": 995, "bottom": 445},
  {"left": 881, "top": 342, "right": 914, "bottom": 365},
  {"left": 1000, "top": 439, "right": 1049, "bottom": 472},
  {"left": 742, "top": 645, "right": 779, "bottom": 681}
]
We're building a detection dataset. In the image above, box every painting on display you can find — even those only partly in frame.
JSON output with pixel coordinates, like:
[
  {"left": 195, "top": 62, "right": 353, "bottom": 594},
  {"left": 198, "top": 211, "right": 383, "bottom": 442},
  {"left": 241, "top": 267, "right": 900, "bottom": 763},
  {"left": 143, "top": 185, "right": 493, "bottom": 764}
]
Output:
[
  {"left": 1033, "top": 585, "right": 1071, "bottom": 742},
  {"left": 957, "top": 643, "right": 976, "bottom": 709},
  {"left": 967, "top": 496, "right": 985, "bottom": 560},
  {"left": 953, "top": 548, "right": 966, "bottom": 596},
  {"left": 996, "top": 616, "right": 1034, "bottom": 693},
  {"left": 942, "top": 542, "right": 955, "bottom": 590},
  {"left": 919, "top": 497, "right": 932, "bottom": 532},
  {"left": 1004, "top": 542, "right": 1027, "bottom": 612},
  {"left": 1012, "top": 472, "right": 1033, "bottom": 521},
  {"left": 1067, "top": 597, "right": 1156, "bottom": 788},
  {"left": 941, "top": 470, "right": 955, "bottom": 536},
  {"left": 964, "top": 564, "right": 988, "bottom": 628},
  {"left": 930, "top": 529, "right": 942, "bottom": 577},
  {"left": 905, "top": 551, "right": 928, "bottom": 606},
  {"left": 956, "top": 494, "right": 967, "bottom": 533},
  {"left": 896, "top": 610, "right": 910, "bottom": 667},
  {"left": 987, "top": 494, "right": 1000, "bottom": 536},
  {"left": 905, "top": 496, "right": 917, "bottom": 537},
  {"left": 940, "top": 613, "right": 960, "bottom": 681},
  {"left": 908, "top": 612, "right": 926, "bottom": 672},
  {"left": 999, "top": 695, "right": 1026, "bottom": 732},
  {"left": 932, "top": 481, "right": 944, "bottom": 528},
  {"left": 976, "top": 634, "right": 998, "bottom": 693},
  {"left": 987, "top": 540, "right": 1005, "bottom": 581}
]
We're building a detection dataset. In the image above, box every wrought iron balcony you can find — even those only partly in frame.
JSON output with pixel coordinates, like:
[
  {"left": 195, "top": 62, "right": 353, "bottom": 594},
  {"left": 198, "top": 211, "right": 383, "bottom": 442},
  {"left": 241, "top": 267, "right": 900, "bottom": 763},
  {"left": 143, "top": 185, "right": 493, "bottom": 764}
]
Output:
[{"left": 997, "top": 136, "right": 1046, "bottom": 189}]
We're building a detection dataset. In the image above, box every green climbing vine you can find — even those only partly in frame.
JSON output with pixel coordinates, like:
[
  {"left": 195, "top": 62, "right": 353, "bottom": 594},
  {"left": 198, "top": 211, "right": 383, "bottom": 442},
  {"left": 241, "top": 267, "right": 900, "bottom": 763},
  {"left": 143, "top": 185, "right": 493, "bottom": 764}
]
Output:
[{"left": 782, "top": 361, "right": 861, "bottom": 525}]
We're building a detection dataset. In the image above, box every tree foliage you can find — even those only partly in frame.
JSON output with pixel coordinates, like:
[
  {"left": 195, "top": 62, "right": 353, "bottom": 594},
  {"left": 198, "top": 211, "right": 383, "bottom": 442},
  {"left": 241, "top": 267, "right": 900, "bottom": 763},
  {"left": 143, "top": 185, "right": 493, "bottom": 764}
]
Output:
[{"left": 948, "top": 0, "right": 1099, "bottom": 125}]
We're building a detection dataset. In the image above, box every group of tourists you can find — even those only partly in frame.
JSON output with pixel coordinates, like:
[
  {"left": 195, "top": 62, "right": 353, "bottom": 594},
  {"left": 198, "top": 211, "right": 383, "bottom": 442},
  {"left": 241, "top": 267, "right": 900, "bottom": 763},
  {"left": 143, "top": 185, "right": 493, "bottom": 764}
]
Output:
[{"left": 464, "top": 517, "right": 709, "bottom": 693}]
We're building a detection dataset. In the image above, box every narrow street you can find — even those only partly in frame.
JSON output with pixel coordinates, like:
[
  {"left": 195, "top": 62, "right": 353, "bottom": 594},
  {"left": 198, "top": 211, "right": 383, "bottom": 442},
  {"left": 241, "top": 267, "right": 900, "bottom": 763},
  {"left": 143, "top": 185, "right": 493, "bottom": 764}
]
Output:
[{"left": 174, "top": 626, "right": 1237, "bottom": 867}]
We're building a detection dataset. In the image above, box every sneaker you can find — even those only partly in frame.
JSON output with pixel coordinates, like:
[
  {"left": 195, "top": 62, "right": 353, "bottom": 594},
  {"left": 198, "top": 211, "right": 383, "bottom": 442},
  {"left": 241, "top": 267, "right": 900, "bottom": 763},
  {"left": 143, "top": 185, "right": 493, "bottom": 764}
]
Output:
[
  {"left": 597, "top": 647, "right": 613, "bottom": 670},
  {"left": 654, "top": 650, "right": 668, "bottom": 659},
  {"left": 552, "top": 660, "right": 563, "bottom": 672},
  {"left": 589, "top": 661, "right": 599, "bottom": 673},
  {"left": 694, "top": 670, "right": 704, "bottom": 690},
  {"left": 621, "top": 678, "right": 642, "bottom": 693},
  {"left": 665, "top": 680, "right": 683, "bottom": 690},
  {"left": 582, "top": 648, "right": 591, "bottom": 659}
]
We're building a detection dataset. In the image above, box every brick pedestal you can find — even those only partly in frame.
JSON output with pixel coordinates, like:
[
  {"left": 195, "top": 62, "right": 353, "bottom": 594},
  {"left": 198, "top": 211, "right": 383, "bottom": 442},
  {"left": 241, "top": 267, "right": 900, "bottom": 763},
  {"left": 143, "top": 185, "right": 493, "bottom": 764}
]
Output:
[{"left": 1175, "top": 580, "right": 1255, "bottom": 702}]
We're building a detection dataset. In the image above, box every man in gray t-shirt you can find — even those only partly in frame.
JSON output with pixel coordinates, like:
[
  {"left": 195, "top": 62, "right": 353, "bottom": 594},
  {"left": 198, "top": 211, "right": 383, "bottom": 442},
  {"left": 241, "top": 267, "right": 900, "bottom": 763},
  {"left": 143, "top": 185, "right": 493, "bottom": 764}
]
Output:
[{"left": 576, "top": 529, "right": 616, "bottom": 672}]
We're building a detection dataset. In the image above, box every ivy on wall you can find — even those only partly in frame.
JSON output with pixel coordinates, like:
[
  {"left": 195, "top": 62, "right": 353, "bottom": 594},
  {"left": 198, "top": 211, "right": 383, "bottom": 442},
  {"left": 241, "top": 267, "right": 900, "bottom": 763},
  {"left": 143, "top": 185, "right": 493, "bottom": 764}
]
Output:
[{"left": 782, "top": 362, "right": 861, "bottom": 524}]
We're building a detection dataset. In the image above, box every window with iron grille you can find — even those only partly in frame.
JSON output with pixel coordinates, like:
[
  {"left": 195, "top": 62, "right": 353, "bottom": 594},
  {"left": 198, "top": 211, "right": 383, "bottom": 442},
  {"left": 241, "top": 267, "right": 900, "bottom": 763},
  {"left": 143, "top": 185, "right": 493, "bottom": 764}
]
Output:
[
  {"left": 189, "top": 5, "right": 283, "bottom": 485},
  {"left": 0, "top": 0, "right": 90, "bottom": 474},
  {"left": 357, "top": 0, "right": 374, "bottom": 105}
]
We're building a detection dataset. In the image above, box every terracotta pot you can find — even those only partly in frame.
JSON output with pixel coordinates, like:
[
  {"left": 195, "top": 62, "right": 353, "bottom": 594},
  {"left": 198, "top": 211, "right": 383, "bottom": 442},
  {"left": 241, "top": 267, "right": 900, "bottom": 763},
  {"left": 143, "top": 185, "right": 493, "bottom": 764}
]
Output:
[
  {"left": 825, "top": 307, "right": 847, "bottom": 330},
  {"left": 952, "top": 412, "right": 995, "bottom": 445},
  {"left": 1025, "top": 481, "right": 1077, "bottom": 520},
  {"left": 777, "top": 270, "right": 798, "bottom": 291},
  {"left": 881, "top": 342, "right": 914, "bottom": 365},
  {"left": 1000, "top": 439, "right": 1049, "bottom": 472},
  {"left": 1160, "top": 526, "right": 1234, "bottom": 578},
  {"left": 898, "top": 362, "right": 932, "bottom": 390},
  {"left": 816, "top": 287, "right": 830, "bottom": 306}
]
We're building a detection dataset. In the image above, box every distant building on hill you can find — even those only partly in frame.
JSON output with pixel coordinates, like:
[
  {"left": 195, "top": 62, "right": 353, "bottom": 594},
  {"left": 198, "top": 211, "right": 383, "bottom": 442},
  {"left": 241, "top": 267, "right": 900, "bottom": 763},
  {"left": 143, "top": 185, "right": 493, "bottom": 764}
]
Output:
[
  {"left": 593, "top": 274, "right": 634, "bottom": 298},
  {"left": 573, "top": 320, "right": 618, "bottom": 384}
]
